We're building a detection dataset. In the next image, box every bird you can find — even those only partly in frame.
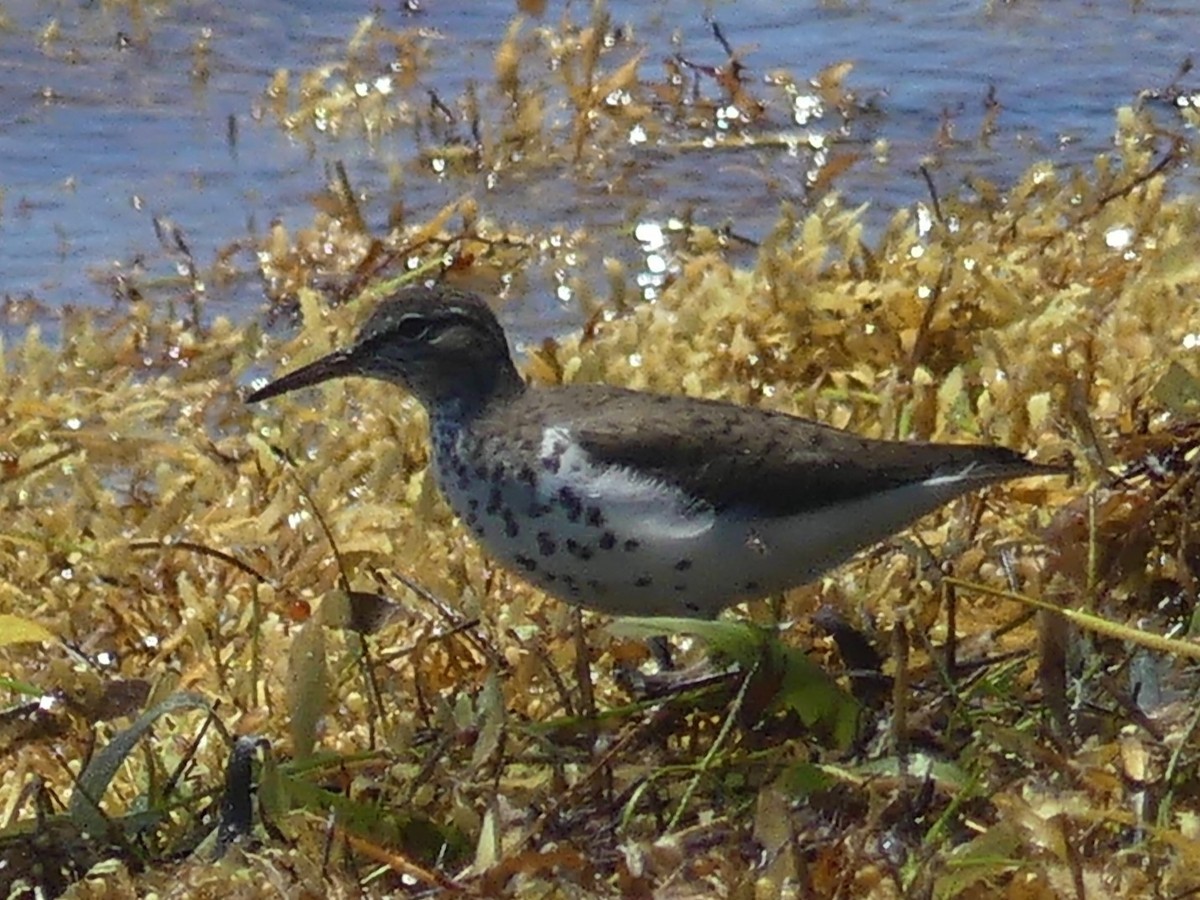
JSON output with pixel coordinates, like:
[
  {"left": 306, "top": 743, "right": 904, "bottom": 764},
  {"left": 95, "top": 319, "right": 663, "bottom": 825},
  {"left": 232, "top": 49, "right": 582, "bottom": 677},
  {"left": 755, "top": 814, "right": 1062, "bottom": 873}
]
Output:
[{"left": 246, "top": 284, "right": 1067, "bottom": 620}]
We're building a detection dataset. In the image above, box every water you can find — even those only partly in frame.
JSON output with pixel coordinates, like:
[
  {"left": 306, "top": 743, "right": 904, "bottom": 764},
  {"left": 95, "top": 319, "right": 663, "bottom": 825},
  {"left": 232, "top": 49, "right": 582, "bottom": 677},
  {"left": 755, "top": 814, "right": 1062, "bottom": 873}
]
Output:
[{"left": 1, "top": 0, "right": 1196, "bottom": 337}]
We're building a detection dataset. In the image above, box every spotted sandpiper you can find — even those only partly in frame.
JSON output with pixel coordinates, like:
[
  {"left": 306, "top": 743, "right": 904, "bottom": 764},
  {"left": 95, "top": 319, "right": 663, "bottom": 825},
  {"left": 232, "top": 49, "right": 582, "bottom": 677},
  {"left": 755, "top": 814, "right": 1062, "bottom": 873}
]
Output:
[{"left": 247, "top": 285, "right": 1066, "bottom": 619}]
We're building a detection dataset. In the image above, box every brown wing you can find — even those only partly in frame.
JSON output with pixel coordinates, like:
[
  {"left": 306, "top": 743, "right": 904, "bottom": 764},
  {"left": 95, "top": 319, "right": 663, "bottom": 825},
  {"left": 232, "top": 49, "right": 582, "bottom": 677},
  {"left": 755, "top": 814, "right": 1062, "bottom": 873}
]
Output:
[{"left": 517, "top": 385, "right": 1051, "bottom": 517}]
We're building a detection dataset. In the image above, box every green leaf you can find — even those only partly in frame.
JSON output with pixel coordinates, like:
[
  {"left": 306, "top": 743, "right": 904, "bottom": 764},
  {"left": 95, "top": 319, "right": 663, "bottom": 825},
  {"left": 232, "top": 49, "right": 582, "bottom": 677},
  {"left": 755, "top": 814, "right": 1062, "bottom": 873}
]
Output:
[
  {"left": 68, "top": 692, "right": 212, "bottom": 835},
  {"left": 282, "top": 772, "right": 470, "bottom": 864},
  {"left": 607, "top": 616, "right": 771, "bottom": 665},
  {"left": 777, "top": 761, "right": 836, "bottom": 797},
  {"left": 288, "top": 617, "right": 328, "bottom": 761},
  {"left": 932, "top": 821, "right": 1025, "bottom": 900},
  {"left": 608, "top": 617, "right": 863, "bottom": 748},
  {"left": 765, "top": 638, "right": 864, "bottom": 748},
  {"left": 1151, "top": 361, "right": 1200, "bottom": 414}
]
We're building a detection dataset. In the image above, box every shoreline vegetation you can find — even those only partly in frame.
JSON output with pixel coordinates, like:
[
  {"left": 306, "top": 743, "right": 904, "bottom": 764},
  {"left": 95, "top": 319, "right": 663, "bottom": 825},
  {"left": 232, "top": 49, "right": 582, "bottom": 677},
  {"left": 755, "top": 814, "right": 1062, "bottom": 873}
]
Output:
[{"left": 4, "top": 6, "right": 1200, "bottom": 897}]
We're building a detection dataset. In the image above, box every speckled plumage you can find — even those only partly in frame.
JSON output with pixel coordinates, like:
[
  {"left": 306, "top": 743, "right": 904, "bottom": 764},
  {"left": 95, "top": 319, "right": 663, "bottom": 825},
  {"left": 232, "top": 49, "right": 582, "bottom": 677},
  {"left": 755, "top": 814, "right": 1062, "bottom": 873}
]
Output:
[{"left": 248, "top": 285, "right": 1067, "bottom": 619}]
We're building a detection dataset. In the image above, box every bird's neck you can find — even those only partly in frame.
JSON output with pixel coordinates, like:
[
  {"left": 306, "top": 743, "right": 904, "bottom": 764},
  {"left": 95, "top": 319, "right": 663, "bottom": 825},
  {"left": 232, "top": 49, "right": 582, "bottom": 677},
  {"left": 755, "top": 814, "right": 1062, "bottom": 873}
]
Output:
[{"left": 427, "top": 359, "right": 525, "bottom": 427}]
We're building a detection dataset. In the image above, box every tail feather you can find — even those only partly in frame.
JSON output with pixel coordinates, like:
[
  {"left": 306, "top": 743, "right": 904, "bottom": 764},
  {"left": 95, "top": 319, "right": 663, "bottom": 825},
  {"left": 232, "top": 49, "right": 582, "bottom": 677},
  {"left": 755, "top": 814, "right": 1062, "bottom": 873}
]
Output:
[{"left": 927, "top": 446, "right": 1070, "bottom": 488}]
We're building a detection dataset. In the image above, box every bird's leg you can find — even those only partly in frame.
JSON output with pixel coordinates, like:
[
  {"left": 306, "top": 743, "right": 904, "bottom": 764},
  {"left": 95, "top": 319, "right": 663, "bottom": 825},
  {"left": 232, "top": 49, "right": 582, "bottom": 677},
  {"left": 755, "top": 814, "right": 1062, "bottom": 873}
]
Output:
[
  {"left": 647, "top": 635, "right": 675, "bottom": 671},
  {"left": 572, "top": 607, "right": 597, "bottom": 727}
]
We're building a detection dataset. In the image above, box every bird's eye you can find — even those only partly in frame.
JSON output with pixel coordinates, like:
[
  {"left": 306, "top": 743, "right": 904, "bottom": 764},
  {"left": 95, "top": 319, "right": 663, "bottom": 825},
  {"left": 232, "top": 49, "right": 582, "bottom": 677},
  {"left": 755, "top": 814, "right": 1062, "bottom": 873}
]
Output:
[{"left": 393, "top": 315, "right": 431, "bottom": 342}]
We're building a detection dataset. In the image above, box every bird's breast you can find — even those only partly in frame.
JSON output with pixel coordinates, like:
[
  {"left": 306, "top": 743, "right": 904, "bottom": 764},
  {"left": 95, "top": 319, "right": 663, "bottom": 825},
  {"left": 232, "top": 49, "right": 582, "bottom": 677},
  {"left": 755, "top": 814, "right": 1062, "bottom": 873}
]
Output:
[
  {"left": 424, "top": 422, "right": 1012, "bottom": 618},
  {"left": 427, "top": 423, "right": 744, "bottom": 616}
]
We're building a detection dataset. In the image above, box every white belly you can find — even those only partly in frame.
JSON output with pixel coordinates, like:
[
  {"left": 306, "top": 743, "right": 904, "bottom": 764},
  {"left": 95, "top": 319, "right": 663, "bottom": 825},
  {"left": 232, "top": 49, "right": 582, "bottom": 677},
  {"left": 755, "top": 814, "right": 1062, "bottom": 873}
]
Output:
[{"left": 431, "top": 424, "right": 978, "bottom": 618}]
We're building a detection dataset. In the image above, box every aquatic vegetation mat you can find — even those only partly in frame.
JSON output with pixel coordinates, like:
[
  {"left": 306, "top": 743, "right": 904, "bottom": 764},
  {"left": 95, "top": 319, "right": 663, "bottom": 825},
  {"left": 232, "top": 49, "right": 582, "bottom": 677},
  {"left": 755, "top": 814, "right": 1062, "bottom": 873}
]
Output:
[{"left": 5, "top": 5, "right": 1200, "bottom": 899}]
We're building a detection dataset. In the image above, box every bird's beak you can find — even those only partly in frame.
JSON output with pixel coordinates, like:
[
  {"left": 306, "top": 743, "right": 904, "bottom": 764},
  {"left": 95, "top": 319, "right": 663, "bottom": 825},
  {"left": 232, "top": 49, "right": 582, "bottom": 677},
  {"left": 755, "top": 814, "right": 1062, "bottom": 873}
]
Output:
[{"left": 246, "top": 347, "right": 356, "bottom": 403}]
